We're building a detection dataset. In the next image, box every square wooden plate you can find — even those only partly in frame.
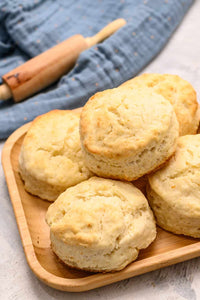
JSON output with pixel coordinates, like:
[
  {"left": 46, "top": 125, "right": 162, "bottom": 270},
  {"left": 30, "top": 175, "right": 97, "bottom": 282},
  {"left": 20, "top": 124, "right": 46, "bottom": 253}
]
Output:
[{"left": 2, "top": 121, "right": 200, "bottom": 292}]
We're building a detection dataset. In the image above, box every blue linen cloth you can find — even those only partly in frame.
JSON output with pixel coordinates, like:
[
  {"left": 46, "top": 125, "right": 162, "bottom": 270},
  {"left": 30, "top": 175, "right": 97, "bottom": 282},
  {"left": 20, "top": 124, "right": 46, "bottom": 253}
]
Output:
[{"left": 0, "top": 0, "right": 193, "bottom": 139}]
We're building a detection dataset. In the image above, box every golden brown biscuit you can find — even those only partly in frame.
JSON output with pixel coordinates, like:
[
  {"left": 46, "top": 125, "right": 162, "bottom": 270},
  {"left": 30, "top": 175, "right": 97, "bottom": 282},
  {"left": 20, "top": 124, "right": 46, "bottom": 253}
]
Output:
[
  {"left": 121, "top": 73, "right": 199, "bottom": 136},
  {"left": 19, "top": 109, "right": 92, "bottom": 201},
  {"left": 46, "top": 177, "right": 157, "bottom": 272},
  {"left": 147, "top": 135, "right": 200, "bottom": 238},
  {"left": 80, "top": 87, "right": 179, "bottom": 181}
]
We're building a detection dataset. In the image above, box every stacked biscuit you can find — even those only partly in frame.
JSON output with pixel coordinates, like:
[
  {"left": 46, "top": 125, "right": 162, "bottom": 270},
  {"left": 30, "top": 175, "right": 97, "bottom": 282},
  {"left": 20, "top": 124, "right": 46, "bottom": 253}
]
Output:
[{"left": 19, "top": 73, "right": 200, "bottom": 273}]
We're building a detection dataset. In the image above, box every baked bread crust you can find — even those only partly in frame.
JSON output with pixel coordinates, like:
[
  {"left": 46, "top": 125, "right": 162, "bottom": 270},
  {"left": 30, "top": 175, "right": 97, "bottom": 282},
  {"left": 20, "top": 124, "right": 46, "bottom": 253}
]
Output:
[
  {"left": 121, "top": 73, "right": 199, "bottom": 136},
  {"left": 46, "top": 177, "right": 157, "bottom": 272},
  {"left": 80, "top": 87, "right": 179, "bottom": 180},
  {"left": 147, "top": 135, "right": 200, "bottom": 238},
  {"left": 19, "top": 110, "right": 92, "bottom": 201}
]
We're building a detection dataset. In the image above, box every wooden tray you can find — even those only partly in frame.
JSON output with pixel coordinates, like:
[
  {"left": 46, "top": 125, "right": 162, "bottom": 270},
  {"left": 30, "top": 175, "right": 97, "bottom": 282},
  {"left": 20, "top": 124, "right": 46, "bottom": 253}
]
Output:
[{"left": 2, "top": 122, "right": 200, "bottom": 292}]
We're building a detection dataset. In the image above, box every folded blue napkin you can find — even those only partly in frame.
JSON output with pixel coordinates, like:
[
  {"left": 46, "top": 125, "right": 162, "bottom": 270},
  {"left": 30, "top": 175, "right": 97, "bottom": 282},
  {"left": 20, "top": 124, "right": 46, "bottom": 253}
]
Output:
[{"left": 0, "top": 0, "right": 193, "bottom": 139}]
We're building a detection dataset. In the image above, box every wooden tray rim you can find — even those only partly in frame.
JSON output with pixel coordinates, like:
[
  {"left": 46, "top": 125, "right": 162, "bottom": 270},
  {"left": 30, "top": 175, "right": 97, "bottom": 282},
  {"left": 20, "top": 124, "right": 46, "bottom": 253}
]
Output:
[{"left": 2, "top": 122, "right": 200, "bottom": 292}]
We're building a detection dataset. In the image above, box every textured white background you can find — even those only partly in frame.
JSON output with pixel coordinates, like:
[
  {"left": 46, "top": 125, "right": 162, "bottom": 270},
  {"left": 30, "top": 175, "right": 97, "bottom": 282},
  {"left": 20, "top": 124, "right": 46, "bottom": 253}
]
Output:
[{"left": 1, "top": 1, "right": 200, "bottom": 299}]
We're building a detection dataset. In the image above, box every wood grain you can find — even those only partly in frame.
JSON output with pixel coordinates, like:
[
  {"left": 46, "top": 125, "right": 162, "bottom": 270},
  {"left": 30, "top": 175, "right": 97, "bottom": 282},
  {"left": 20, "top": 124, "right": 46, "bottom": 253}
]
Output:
[{"left": 2, "top": 122, "right": 200, "bottom": 292}]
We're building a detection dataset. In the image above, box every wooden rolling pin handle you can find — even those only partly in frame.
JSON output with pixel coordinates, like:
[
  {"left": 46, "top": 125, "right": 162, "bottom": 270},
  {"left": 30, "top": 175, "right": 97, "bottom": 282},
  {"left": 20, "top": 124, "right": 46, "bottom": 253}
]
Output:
[
  {"left": 85, "top": 18, "right": 126, "bottom": 48},
  {"left": 0, "top": 18, "right": 126, "bottom": 102},
  {"left": 0, "top": 84, "right": 12, "bottom": 101}
]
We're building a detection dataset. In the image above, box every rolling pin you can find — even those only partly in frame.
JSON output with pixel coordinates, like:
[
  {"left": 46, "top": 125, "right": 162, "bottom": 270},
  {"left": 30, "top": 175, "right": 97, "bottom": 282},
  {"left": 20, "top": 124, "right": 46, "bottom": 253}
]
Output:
[{"left": 0, "top": 18, "right": 126, "bottom": 102}]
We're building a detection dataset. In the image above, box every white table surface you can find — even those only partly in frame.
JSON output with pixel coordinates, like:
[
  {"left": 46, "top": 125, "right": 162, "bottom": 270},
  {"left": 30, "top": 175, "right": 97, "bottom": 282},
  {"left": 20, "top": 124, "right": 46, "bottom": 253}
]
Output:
[{"left": 1, "top": 2, "right": 200, "bottom": 299}]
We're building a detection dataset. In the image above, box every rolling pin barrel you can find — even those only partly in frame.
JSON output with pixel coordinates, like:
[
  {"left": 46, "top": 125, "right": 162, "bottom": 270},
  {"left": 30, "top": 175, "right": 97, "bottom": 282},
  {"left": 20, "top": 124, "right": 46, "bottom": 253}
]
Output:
[
  {"left": 0, "top": 19, "right": 126, "bottom": 102},
  {"left": 2, "top": 35, "right": 87, "bottom": 102}
]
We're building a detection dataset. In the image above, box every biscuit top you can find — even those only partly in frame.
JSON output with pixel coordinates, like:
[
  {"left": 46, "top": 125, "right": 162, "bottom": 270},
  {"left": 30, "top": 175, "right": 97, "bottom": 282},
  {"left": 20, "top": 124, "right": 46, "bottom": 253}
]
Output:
[
  {"left": 122, "top": 73, "right": 199, "bottom": 136},
  {"left": 80, "top": 87, "right": 178, "bottom": 158},
  {"left": 20, "top": 109, "right": 92, "bottom": 187},
  {"left": 148, "top": 135, "right": 200, "bottom": 216},
  {"left": 46, "top": 177, "right": 156, "bottom": 249}
]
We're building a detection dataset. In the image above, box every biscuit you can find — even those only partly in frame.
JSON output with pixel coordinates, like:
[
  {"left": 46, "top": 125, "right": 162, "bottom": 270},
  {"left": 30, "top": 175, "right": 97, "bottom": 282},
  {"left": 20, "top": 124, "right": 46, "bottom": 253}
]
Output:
[
  {"left": 147, "top": 135, "right": 200, "bottom": 238},
  {"left": 46, "top": 177, "right": 156, "bottom": 272},
  {"left": 19, "top": 110, "right": 92, "bottom": 201},
  {"left": 121, "top": 73, "right": 199, "bottom": 136},
  {"left": 80, "top": 87, "right": 179, "bottom": 181}
]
